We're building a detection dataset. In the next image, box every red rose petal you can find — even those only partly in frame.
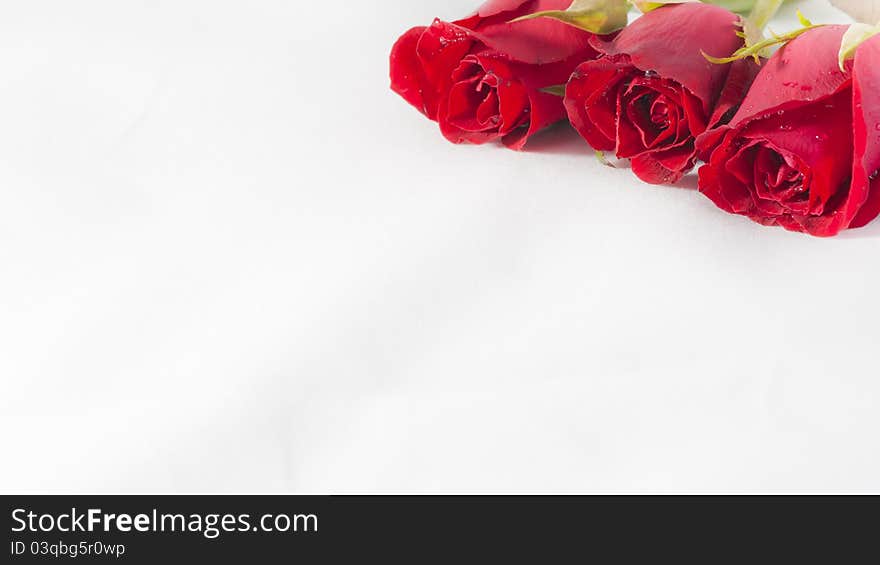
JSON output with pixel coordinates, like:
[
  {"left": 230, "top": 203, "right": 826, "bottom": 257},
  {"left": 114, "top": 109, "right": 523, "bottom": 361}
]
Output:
[
  {"left": 390, "top": 27, "right": 431, "bottom": 117},
  {"left": 600, "top": 3, "right": 742, "bottom": 114},
  {"left": 849, "top": 35, "right": 880, "bottom": 229},
  {"left": 739, "top": 89, "right": 853, "bottom": 218},
  {"left": 470, "top": 17, "right": 598, "bottom": 65},
  {"left": 564, "top": 57, "right": 632, "bottom": 152},
  {"left": 702, "top": 135, "right": 757, "bottom": 214},
  {"left": 457, "top": 0, "right": 597, "bottom": 65},
  {"left": 730, "top": 26, "right": 852, "bottom": 129},
  {"left": 631, "top": 143, "right": 695, "bottom": 185}
]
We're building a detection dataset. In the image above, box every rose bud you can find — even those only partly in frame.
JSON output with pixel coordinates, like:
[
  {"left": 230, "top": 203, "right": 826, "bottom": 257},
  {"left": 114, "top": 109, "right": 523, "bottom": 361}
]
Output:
[
  {"left": 390, "top": 1, "right": 601, "bottom": 149},
  {"left": 697, "top": 27, "right": 880, "bottom": 237},
  {"left": 564, "top": 3, "right": 755, "bottom": 184}
]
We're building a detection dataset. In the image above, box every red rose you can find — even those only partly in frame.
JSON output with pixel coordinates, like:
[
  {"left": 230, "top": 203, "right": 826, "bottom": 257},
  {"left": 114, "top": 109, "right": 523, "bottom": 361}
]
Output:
[
  {"left": 390, "top": 0, "right": 600, "bottom": 149},
  {"left": 697, "top": 27, "right": 880, "bottom": 237},
  {"left": 564, "top": 3, "right": 754, "bottom": 184}
]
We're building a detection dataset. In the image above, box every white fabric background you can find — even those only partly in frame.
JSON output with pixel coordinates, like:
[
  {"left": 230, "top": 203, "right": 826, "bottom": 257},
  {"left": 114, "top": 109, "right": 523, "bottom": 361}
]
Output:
[{"left": 1, "top": 1, "right": 876, "bottom": 493}]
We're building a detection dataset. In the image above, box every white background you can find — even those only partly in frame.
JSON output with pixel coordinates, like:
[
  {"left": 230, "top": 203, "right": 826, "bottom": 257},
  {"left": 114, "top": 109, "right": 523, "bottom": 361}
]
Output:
[{"left": 1, "top": 1, "right": 876, "bottom": 493}]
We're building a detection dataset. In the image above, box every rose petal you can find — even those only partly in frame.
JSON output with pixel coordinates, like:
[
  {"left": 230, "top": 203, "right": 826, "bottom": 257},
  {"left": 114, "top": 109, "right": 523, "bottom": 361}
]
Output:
[
  {"left": 503, "top": 88, "right": 564, "bottom": 149},
  {"left": 564, "top": 56, "right": 632, "bottom": 152},
  {"left": 707, "top": 59, "right": 761, "bottom": 128},
  {"left": 711, "top": 138, "right": 758, "bottom": 214},
  {"left": 599, "top": 3, "right": 742, "bottom": 115},
  {"left": 631, "top": 143, "right": 695, "bottom": 185},
  {"left": 730, "top": 26, "right": 852, "bottom": 129},
  {"left": 458, "top": 0, "right": 598, "bottom": 64},
  {"left": 390, "top": 27, "right": 431, "bottom": 117},
  {"left": 849, "top": 35, "right": 880, "bottom": 229},
  {"left": 502, "top": 53, "right": 585, "bottom": 149},
  {"left": 470, "top": 0, "right": 533, "bottom": 19},
  {"left": 391, "top": 2, "right": 600, "bottom": 149},
  {"left": 416, "top": 21, "right": 476, "bottom": 105},
  {"left": 739, "top": 89, "right": 853, "bottom": 217}
]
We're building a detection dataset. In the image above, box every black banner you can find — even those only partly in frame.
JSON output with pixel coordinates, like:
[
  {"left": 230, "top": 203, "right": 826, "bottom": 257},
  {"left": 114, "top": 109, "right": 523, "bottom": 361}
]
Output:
[{"left": 2, "top": 496, "right": 878, "bottom": 562}]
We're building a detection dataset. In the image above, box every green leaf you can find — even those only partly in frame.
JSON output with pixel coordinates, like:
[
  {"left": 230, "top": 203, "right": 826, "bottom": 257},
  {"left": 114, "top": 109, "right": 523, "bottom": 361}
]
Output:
[
  {"left": 838, "top": 22, "right": 880, "bottom": 69},
  {"left": 743, "top": 0, "right": 785, "bottom": 46},
  {"left": 510, "top": 0, "right": 631, "bottom": 35},
  {"left": 638, "top": 1, "right": 785, "bottom": 16},
  {"left": 540, "top": 85, "right": 568, "bottom": 97},
  {"left": 632, "top": 1, "right": 693, "bottom": 14}
]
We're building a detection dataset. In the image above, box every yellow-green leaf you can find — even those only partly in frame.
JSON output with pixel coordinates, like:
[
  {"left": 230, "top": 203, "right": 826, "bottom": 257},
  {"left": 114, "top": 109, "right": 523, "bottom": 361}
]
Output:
[
  {"left": 540, "top": 84, "right": 567, "bottom": 97},
  {"left": 638, "top": 1, "right": 783, "bottom": 16},
  {"left": 743, "top": 0, "right": 785, "bottom": 46},
  {"left": 510, "top": 0, "right": 630, "bottom": 35},
  {"left": 632, "top": 1, "right": 695, "bottom": 14},
  {"left": 838, "top": 22, "right": 880, "bottom": 69}
]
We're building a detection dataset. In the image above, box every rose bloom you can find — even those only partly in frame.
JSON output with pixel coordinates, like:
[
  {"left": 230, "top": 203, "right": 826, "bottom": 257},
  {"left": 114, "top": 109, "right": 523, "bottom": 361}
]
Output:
[
  {"left": 390, "top": 0, "right": 600, "bottom": 149},
  {"left": 697, "top": 27, "right": 880, "bottom": 237},
  {"left": 564, "top": 3, "right": 755, "bottom": 184}
]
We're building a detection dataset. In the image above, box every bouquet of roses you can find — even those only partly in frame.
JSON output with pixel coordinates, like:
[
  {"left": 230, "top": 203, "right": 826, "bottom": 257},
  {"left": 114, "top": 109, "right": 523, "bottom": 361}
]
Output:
[{"left": 390, "top": 0, "right": 880, "bottom": 237}]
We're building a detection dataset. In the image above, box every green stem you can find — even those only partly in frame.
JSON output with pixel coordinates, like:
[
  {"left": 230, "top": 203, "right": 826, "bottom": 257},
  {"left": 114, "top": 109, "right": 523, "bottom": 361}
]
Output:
[{"left": 703, "top": 11, "right": 820, "bottom": 65}]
